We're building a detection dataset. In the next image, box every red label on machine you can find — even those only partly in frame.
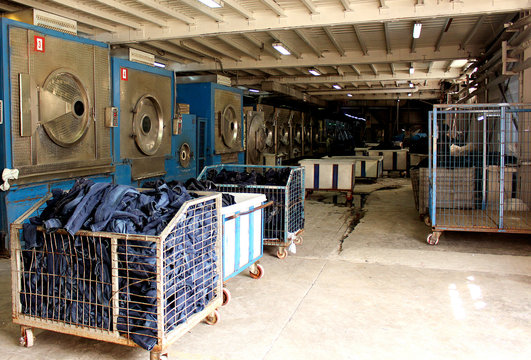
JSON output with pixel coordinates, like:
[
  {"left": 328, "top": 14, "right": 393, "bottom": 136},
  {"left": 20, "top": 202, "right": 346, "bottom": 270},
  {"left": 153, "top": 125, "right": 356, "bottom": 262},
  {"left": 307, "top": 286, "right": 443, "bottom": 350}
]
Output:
[
  {"left": 120, "top": 68, "right": 128, "bottom": 81},
  {"left": 34, "top": 36, "right": 45, "bottom": 53}
]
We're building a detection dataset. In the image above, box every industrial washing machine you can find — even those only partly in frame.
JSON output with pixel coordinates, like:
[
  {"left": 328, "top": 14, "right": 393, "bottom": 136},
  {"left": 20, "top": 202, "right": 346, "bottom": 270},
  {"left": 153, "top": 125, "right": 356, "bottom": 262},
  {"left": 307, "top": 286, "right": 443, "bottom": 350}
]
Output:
[
  {"left": 111, "top": 58, "right": 173, "bottom": 186},
  {"left": 275, "top": 108, "right": 292, "bottom": 160},
  {"left": 245, "top": 110, "right": 267, "bottom": 165},
  {"left": 290, "top": 110, "right": 303, "bottom": 159},
  {"left": 0, "top": 18, "right": 113, "bottom": 253},
  {"left": 302, "top": 112, "right": 313, "bottom": 156},
  {"left": 176, "top": 82, "right": 244, "bottom": 166},
  {"left": 166, "top": 113, "right": 202, "bottom": 182},
  {"left": 256, "top": 104, "right": 281, "bottom": 165}
]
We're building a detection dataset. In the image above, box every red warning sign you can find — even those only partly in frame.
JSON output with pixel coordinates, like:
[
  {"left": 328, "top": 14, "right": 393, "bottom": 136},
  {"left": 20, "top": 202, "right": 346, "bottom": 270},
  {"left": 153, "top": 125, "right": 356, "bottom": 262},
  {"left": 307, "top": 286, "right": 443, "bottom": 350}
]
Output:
[
  {"left": 120, "top": 68, "right": 128, "bottom": 81},
  {"left": 34, "top": 36, "right": 45, "bottom": 53}
]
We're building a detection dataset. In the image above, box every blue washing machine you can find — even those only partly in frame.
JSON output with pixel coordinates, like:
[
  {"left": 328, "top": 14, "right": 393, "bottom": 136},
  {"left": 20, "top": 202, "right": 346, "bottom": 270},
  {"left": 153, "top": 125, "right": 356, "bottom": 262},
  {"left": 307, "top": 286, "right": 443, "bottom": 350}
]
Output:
[
  {"left": 111, "top": 58, "right": 174, "bottom": 187},
  {"left": 0, "top": 19, "right": 113, "bottom": 252},
  {"left": 176, "top": 82, "right": 245, "bottom": 166}
]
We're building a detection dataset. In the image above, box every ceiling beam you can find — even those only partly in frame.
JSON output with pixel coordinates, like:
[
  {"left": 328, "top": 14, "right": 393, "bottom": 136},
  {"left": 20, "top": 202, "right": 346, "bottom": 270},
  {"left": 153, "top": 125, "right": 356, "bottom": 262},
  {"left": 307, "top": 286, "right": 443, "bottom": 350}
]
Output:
[
  {"left": 298, "top": 0, "right": 319, "bottom": 15},
  {"left": 269, "top": 31, "right": 302, "bottom": 59},
  {"left": 179, "top": 0, "right": 224, "bottom": 22},
  {"left": 240, "top": 33, "right": 281, "bottom": 59},
  {"left": 323, "top": 26, "right": 345, "bottom": 56},
  {"left": 223, "top": 0, "right": 254, "bottom": 20},
  {"left": 260, "top": 0, "right": 286, "bottom": 17},
  {"left": 193, "top": 38, "right": 241, "bottom": 61},
  {"left": 175, "top": 45, "right": 479, "bottom": 71},
  {"left": 390, "top": 63, "right": 395, "bottom": 75},
  {"left": 461, "top": 15, "right": 486, "bottom": 48},
  {"left": 353, "top": 25, "right": 368, "bottom": 55},
  {"left": 351, "top": 65, "right": 361, "bottom": 76},
  {"left": 336, "top": 66, "right": 345, "bottom": 76},
  {"left": 135, "top": 0, "right": 194, "bottom": 25},
  {"left": 46, "top": 0, "right": 140, "bottom": 29},
  {"left": 379, "top": 0, "right": 388, "bottom": 9},
  {"left": 262, "top": 81, "right": 327, "bottom": 106},
  {"left": 427, "top": 61, "right": 434, "bottom": 73},
  {"left": 95, "top": 0, "right": 531, "bottom": 43},
  {"left": 147, "top": 40, "right": 203, "bottom": 62},
  {"left": 339, "top": 0, "right": 353, "bottom": 11},
  {"left": 179, "top": 40, "right": 221, "bottom": 60},
  {"left": 383, "top": 22, "right": 392, "bottom": 54},
  {"left": 233, "top": 69, "right": 462, "bottom": 85},
  {"left": 10, "top": 0, "right": 118, "bottom": 32},
  {"left": 320, "top": 92, "right": 440, "bottom": 100},
  {"left": 294, "top": 29, "right": 322, "bottom": 57},
  {"left": 93, "top": 0, "right": 167, "bottom": 27},
  {"left": 0, "top": 3, "right": 20, "bottom": 11},
  {"left": 308, "top": 86, "right": 423, "bottom": 95},
  {"left": 369, "top": 64, "right": 379, "bottom": 75},
  {"left": 435, "top": 18, "right": 452, "bottom": 51},
  {"left": 217, "top": 36, "right": 260, "bottom": 60}
]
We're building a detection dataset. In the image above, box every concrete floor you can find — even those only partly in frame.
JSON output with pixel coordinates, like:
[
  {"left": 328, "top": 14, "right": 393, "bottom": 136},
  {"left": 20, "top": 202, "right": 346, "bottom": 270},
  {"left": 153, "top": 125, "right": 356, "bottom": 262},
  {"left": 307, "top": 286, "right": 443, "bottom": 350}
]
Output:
[{"left": 0, "top": 178, "right": 530, "bottom": 359}]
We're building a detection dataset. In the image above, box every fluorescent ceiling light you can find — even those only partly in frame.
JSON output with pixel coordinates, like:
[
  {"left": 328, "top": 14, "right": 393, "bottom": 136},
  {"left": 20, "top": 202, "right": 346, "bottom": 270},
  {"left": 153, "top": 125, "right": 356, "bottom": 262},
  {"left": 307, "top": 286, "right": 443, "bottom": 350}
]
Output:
[
  {"left": 153, "top": 61, "right": 166, "bottom": 68},
  {"left": 450, "top": 59, "right": 468, "bottom": 68},
  {"left": 272, "top": 42, "right": 291, "bottom": 55},
  {"left": 407, "top": 93, "right": 412, "bottom": 97},
  {"left": 347, "top": 93, "right": 353, "bottom": 97},
  {"left": 249, "top": 88, "right": 260, "bottom": 93},
  {"left": 333, "top": 84, "right": 342, "bottom": 89},
  {"left": 308, "top": 68, "right": 321, "bottom": 76},
  {"left": 413, "top": 23, "right": 422, "bottom": 39},
  {"left": 409, "top": 82, "right": 414, "bottom": 88},
  {"left": 196, "top": 0, "right": 223, "bottom": 8},
  {"left": 409, "top": 67, "right": 415, "bottom": 75}
]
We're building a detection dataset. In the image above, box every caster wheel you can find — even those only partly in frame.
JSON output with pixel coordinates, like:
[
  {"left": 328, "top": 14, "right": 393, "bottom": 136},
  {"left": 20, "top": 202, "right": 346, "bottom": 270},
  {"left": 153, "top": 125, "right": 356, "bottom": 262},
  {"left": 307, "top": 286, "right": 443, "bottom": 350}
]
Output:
[
  {"left": 424, "top": 216, "right": 431, "bottom": 227},
  {"left": 249, "top": 264, "right": 264, "bottom": 279},
  {"left": 293, "top": 236, "right": 303, "bottom": 245},
  {"left": 222, "top": 287, "right": 231, "bottom": 306},
  {"left": 427, "top": 232, "right": 440, "bottom": 245},
  {"left": 19, "top": 328, "right": 34, "bottom": 347},
  {"left": 150, "top": 351, "right": 168, "bottom": 360},
  {"left": 205, "top": 310, "right": 220, "bottom": 325},
  {"left": 276, "top": 247, "right": 287, "bottom": 259}
]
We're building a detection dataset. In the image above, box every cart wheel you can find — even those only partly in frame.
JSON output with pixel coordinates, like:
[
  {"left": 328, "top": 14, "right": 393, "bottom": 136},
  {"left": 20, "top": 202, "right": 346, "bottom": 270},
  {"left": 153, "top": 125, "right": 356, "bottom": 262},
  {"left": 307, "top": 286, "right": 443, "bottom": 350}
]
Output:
[
  {"left": 19, "top": 327, "right": 34, "bottom": 348},
  {"left": 205, "top": 310, "right": 220, "bottom": 325},
  {"left": 423, "top": 216, "right": 431, "bottom": 227},
  {"left": 149, "top": 351, "right": 168, "bottom": 360},
  {"left": 427, "top": 232, "right": 440, "bottom": 245},
  {"left": 249, "top": 264, "right": 264, "bottom": 279},
  {"left": 293, "top": 236, "right": 303, "bottom": 245},
  {"left": 222, "top": 287, "right": 231, "bottom": 306},
  {"left": 276, "top": 247, "right": 288, "bottom": 259}
]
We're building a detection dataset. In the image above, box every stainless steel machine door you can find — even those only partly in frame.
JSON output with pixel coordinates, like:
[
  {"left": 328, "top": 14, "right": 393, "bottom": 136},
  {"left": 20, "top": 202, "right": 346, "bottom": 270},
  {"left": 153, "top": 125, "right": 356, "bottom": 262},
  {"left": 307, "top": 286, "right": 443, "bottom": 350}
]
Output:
[{"left": 132, "top": 94, "right": 164, "bottom": 156}]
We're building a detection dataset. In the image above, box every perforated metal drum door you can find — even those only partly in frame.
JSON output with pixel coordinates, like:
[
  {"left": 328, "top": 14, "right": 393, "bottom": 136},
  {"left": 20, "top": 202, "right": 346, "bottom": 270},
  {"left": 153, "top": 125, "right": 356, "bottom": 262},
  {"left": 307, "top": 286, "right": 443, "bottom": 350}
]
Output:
[
  {"left": 214, "top": 89, "right": 243, "bottom": 154},
  {"left": 246, "top": 111, "right": 266, "bottom": 165},
  {"left": 118, "top": 68, "right": 171, "bottom": 180},
  {"left": 9, "top": 27, "right": 111, "bottom": 181}
]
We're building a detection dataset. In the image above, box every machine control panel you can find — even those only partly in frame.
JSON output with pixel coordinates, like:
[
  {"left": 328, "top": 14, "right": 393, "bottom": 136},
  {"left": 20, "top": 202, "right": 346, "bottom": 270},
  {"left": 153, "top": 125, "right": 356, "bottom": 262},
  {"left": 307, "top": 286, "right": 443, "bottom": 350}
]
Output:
[{"left": 105, "top": 107, "right": 118, "bottom": 127}]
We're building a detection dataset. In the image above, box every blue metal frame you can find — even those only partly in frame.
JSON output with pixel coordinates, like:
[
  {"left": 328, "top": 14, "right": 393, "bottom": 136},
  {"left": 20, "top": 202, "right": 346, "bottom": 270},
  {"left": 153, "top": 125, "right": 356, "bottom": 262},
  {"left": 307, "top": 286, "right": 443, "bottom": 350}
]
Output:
[
  {"left": 166, "top": 113, "right": 198, "bottom": 182},
  {"left": 110, "top": 57, "right": 175, "bottom": 186},
  {"left": 176, "top": 82, "right": 245, "bottom": 166}
]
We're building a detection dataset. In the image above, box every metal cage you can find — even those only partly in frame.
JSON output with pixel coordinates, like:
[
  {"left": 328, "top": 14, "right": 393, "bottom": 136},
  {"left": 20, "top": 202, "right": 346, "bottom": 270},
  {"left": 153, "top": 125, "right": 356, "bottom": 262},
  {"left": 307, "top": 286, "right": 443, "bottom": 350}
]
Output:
[
  {"left": 197, "top": 165, "right": 304, "bottom": 259},
  {"left": 10, "top": 193, "right": 223, "bottom": 359},
  {"left": 427, "top": 103, "right": 531, "bottom": 244}
]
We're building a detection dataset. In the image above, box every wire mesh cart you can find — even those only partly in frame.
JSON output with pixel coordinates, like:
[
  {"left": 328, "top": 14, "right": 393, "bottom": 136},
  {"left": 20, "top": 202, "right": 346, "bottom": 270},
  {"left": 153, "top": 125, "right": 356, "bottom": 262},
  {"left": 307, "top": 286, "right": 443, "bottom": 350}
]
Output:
[
  {"left": 10, "top": 193, "right": 223, "bottom": 360},
  {"left": 427, "top": 103, "right": 531, "bottom": 245},
  {"left": 218, "top": 193, "right": 270, "bottom": 305},
  {"left": 197, "top": 165, "right": 305, "bottom": 259}
]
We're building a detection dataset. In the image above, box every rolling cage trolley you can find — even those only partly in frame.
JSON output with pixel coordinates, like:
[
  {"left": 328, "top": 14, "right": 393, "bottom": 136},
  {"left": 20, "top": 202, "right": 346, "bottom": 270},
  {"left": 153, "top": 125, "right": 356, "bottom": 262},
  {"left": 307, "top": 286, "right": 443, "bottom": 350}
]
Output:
[
  {"left": 198, "top": 165, "right": 305, "bottom": 259},
  {"left": 427, "top": 103, "right": 531, "bottom": 245},
  {"left": 11, "top": 193, "right": 223, "bottom": 360}
]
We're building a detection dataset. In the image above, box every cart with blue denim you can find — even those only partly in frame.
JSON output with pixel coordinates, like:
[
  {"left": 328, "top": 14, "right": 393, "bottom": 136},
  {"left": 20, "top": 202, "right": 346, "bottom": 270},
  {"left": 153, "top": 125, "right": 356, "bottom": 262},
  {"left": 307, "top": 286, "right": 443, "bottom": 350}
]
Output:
[
  {"left": 197, "top": 165, "right": 305, "bottom": 259},
  {"left": 10, "top": 192, "right": 223, "bottom": 360},
  {"left": 219, "top": 193, "right": 270, "bottom": 305}
]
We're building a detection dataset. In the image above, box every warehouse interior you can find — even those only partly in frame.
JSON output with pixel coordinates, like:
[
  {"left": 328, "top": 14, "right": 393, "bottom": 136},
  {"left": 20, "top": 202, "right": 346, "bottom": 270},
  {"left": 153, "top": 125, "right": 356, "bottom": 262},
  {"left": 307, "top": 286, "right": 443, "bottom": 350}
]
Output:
[{"left": 0, "top": 0, "right": 530, "bottom": 359}]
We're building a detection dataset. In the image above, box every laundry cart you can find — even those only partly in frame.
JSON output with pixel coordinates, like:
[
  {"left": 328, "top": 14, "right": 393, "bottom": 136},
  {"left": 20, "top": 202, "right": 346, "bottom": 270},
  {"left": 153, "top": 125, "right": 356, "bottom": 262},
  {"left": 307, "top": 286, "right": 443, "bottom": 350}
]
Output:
[
  {"left": 299, "top": 158, "right": 356, "bottom": 206},
  {"left": 197, "top": 165, "right": 304, "bottom": 259},
  {"left": 218, "top": 193, "right": 270, "bottom": 305},
  {"left": 427, "top": 103, "right": 531, "bottom": 245},
  {"left": 321, "top": 156, "right": 383, "bottom": 180},
  {"left": 10, "top": 192, "right": 223, "bottom": 360}
]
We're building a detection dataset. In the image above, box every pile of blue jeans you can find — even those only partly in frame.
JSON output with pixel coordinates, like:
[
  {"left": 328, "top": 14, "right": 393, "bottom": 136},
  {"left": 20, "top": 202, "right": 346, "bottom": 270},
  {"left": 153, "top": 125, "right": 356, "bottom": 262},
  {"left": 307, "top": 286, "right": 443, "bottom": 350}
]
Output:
[{"left": 20, "top": 179, "right": 219, "bottom": 351}]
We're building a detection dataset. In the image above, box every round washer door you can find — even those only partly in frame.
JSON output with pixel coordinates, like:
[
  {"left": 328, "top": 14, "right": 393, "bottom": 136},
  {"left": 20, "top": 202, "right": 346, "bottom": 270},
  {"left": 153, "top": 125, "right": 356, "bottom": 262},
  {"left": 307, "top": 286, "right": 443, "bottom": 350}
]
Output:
[
  {"left": 221, "top": 104, "right": 239, "bottom": 149},
  {"left": 179, "top": 142, "right": 192, "bottom": 168},
  {"left": 247, "top": 113, "right": 267, "bottom": 164},
  {"left": 40, "top": 69, "right": 91, "bottom": 147},
  {"left": 132, "top": 94, "right": 164, "bottom": 156}
]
